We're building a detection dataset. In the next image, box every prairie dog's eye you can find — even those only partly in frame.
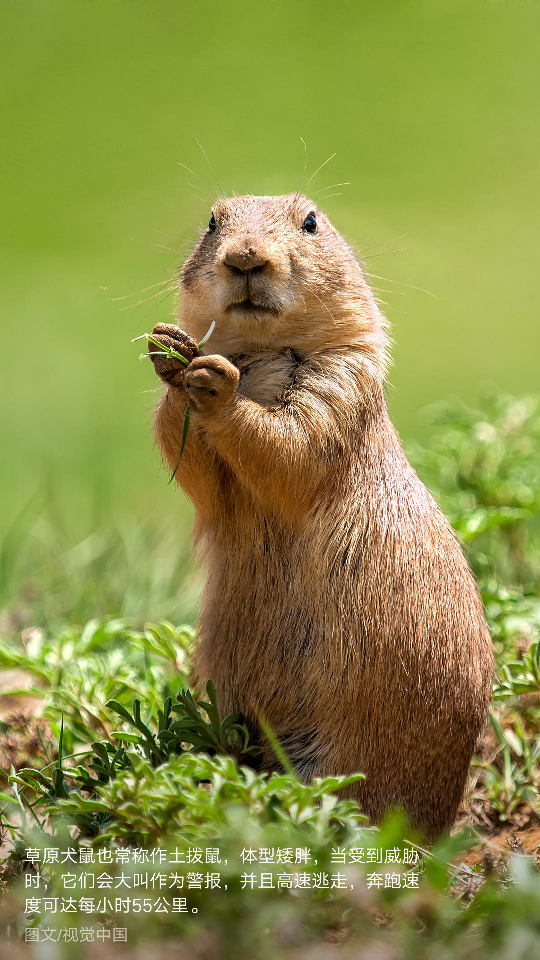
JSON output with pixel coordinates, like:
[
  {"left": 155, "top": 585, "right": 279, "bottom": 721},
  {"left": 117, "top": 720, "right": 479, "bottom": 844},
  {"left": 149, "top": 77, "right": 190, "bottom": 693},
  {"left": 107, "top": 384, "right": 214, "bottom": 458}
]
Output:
[
  {"left": 303, "top": 213, "right": 317, "bottom": 234},
  {"left": 209, "top": 213, "right": 217, "bottom": 232}
]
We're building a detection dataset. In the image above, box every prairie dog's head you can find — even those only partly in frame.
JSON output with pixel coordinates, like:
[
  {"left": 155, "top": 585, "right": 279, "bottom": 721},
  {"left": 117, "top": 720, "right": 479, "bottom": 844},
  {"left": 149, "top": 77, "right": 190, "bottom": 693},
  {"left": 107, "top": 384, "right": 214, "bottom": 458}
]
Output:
[{"left": 179, "top": 194, "right": 388, "bottom": 370}]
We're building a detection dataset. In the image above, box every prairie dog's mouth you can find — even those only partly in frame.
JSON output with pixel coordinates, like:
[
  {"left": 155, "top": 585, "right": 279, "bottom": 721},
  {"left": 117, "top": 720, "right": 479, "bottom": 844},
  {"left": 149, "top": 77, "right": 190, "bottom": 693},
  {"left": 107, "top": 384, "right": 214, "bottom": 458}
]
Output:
[{"left": 227, "top": 297, "right": 280, "bottom": 315}]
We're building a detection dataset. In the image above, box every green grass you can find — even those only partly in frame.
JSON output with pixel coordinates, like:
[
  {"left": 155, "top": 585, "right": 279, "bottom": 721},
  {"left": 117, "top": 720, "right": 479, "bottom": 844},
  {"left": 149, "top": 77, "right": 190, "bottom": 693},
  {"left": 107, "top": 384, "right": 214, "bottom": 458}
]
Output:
[
  {"left": 2, "top": 391, "right": 540, "bottom": 957},
  {"left": 0, "top": 505, "right": 200, "bottom": 637}
]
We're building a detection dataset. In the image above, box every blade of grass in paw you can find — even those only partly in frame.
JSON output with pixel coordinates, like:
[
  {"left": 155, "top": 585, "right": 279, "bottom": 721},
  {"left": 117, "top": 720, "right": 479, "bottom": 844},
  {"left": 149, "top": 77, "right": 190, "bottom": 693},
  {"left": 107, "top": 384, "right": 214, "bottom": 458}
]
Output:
[
  {"left": 169, "top": 322, "right": 215, "bottom": 481},
  {"left": 197, "top": 321, "right": 215, "bottom": 348},
  {"left": 169, "top": 407, "right": 191, "bottom": 484},
  {"left": 131, "top": 334, "right": 190, "bottom": 365},
  {"left": 132, "top": 323, "right": 216, "bottom": 483}
]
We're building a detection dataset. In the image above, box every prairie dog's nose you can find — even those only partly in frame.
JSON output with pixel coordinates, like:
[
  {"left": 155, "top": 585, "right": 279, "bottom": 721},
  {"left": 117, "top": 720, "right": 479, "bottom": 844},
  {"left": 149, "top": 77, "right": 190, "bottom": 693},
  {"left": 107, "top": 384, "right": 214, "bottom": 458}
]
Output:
[{"left": 223, "top": 246, "right": 269, "bottom": 275}]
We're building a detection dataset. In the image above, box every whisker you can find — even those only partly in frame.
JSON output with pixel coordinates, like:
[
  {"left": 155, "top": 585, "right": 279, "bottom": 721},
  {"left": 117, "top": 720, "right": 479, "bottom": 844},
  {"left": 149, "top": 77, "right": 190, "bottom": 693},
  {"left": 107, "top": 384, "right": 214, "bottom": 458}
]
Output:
[
  {"left": 190, "top": 192, "right": 211, "bottom": 205},
  {"left": 286, "top": 269, "right": 307, "bottom": 315},
  {"left": 362, "top": 249, "right": 407, "bottom": 260},
  {"left": 196, "top": 139, "right": 224, "bottom": 197},
  {"left": 290, "top": 271, "right": 336, "bottom": 324},
  {"left": 128, "top": 286, "right": 178, "bottom": 325},
  {"left": 287, "top": 276, "right": 307, "bottom": 316},
  {"left": 178, "top": 162, "right": 214, "bottom": 199},
  {"left": 131, "top": 238, "right": 182, "bottom": 255},
  {"left": 109, "top": 277, "right": 177, "bottom": 302},
  {"left": 139, "top": 278, "right": 179, "bottom": 293},
  {"left": 153, "top": 227, "right": 194, "bottom": 245},
  {"left": 185, "top": 180, "right": 214, "bottom": 203},
  {"left": 305, "top": 152, "right": 337, "bottom": 190},
  {"left": 363, "top": 272, "right": 438, "bottom": 299},
  {"left": 119, "top": 284, "right": 177, "bottom": 311},
  {"left": 357, "top": 232, "right": 409, "bottom": 255},
  {"left": 314, "top": 192, "right": 343, "bottom": 202},
  {"left": 313, "top": 182, "right": 351, "bottom": 197},
  {"left": 292, "top": 136, "right": 309, "bottom": 207}
]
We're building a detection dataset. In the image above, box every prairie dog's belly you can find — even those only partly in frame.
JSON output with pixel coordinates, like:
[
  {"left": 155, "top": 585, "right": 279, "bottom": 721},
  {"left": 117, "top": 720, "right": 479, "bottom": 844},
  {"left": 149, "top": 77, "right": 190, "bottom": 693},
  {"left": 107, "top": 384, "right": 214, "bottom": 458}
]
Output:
[{"left": 234, "top": 350, "right": 299, "bottom": 407}]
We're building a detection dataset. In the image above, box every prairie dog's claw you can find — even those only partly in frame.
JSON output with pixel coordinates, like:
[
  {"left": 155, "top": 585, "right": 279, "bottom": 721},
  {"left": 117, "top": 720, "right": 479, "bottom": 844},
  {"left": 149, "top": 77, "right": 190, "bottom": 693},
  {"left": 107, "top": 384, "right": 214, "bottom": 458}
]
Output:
[
  {"left": 148, "top": 323, "right": 202, "bottom": 386},
  {"left": 184, "top": 355, "right": 240, "bottom": 414}
]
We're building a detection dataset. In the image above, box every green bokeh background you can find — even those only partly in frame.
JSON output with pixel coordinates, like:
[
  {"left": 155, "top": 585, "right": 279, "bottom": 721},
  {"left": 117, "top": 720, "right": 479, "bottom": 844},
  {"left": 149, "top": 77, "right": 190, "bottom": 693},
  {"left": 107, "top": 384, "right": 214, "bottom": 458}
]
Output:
[{"left": 1, "top": 0, "right": 539, "bottom": 535}]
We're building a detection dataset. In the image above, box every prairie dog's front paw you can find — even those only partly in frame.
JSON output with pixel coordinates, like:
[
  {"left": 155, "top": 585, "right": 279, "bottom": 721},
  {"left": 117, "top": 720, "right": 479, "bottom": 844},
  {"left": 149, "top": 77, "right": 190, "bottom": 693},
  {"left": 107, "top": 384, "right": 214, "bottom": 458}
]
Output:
[
  {"left": 184, "top": 355, "right": 240, "bottom": 415},
  {"left": 148, "top": 323, "right": 201, "bottom": 387}
]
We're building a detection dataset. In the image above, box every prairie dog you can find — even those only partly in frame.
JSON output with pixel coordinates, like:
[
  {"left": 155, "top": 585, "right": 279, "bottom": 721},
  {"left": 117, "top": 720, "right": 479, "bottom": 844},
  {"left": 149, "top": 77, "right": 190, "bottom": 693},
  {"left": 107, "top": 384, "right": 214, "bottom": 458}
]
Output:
[{"left": 147, "top": 194, "right": 492, "bottom": 837}]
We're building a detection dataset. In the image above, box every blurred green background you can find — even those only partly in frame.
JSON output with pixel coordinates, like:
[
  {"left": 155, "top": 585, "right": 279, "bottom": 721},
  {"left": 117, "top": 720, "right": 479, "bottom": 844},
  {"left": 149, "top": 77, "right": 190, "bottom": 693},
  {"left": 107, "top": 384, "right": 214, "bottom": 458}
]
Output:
[{"left": 1, "top": 0, "right": 539, "bottom": 627}]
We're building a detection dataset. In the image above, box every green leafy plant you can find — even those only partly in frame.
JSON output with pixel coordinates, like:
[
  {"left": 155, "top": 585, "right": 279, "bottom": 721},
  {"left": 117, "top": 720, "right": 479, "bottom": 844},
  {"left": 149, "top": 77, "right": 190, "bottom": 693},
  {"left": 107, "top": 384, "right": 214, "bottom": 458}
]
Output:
[
  {"left": 108, "top": 679, "right": 258, "bottom": 765},
  {"left": 473, "top": 713, "right": 540, "bottom": 821},
  {"left": 2, "top": 388, "right": 540, "bottom": 957},
  {"left": 0, "top": 618, "right": 194, "bottom": 745},
  {"left": 409, "top": 389, "right": 540, "bottom": 583}
]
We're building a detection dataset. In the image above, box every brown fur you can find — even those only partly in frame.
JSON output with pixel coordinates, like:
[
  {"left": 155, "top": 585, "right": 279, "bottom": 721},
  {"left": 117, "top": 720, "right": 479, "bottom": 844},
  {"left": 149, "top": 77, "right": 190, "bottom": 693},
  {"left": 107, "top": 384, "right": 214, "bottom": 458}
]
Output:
[{"left": 148, "top": 194, "right": 493, "bottom": 838}]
